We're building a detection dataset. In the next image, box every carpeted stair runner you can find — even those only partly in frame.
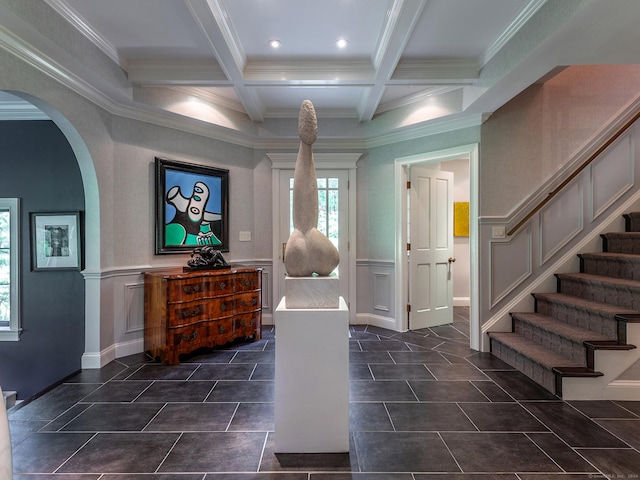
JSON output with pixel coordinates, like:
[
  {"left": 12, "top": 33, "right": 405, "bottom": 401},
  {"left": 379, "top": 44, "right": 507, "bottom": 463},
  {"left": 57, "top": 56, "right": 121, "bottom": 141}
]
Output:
[{"left": 489, "top": 211, "right": 640, "bottom": 397}]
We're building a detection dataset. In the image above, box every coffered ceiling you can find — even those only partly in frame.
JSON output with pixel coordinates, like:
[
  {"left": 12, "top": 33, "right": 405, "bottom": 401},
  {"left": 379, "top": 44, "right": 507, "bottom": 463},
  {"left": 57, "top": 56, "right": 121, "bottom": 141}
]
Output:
[
  {"left": 44, "top": 0, "right": 535, "bottom": 121},
  {"left": 3, "top": 0, "right": 640, "bottom": 142}
]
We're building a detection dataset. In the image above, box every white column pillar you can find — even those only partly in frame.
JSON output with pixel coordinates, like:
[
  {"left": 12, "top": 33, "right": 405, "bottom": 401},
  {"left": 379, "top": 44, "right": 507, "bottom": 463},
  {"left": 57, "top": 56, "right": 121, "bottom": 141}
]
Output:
[{"left": 0, "top": 387, "right": 13, "bottom": 480}]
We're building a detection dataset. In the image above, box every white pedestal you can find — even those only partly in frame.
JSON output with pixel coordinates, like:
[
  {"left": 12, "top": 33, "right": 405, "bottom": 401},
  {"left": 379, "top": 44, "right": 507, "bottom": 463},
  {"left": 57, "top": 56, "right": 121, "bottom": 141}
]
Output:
[
  {"left": 0, "top": 387, "right": 12, "bottom": 480},
  {"left": 275, "top": 296, "right": 349, "bottom": 453}
]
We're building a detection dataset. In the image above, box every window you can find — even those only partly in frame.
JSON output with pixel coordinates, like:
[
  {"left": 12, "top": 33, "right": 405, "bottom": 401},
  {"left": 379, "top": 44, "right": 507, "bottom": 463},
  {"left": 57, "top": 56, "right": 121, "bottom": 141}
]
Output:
[
  {"left": 0, "top": 198, "right": 20, "bottom": 341},
  {"left": 288, "top": 176, "right": 340, "bottom": 275}
]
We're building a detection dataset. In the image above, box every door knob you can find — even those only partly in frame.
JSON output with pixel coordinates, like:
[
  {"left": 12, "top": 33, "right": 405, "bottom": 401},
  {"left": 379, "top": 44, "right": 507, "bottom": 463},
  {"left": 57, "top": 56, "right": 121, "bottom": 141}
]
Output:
[{"left": 448, "top": 257, "right": 456, "bottom": 263}]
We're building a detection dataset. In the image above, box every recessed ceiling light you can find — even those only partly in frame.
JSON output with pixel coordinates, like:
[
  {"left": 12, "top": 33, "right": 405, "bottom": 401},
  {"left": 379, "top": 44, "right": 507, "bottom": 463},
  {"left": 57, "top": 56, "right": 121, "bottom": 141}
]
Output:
[
  {"left": 268, "top": 39, "right": 282, "bottom": 49},
  {"left": 336, "top": 38, "right": 349, "bottom": 49}
]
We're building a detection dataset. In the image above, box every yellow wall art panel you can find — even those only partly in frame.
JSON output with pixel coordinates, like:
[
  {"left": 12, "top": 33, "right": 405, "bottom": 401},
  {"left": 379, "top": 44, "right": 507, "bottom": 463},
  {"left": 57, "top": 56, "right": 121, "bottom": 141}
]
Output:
[{"left": 454, "top": 202, "right": 469, "bottom": 237}]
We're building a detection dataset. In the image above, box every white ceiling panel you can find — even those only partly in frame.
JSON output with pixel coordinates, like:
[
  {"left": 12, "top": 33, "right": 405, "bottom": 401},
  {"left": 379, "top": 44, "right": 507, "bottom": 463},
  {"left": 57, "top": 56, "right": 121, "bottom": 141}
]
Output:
[{"left": 32, "top": 0, "right": 552, "bottom": 123}]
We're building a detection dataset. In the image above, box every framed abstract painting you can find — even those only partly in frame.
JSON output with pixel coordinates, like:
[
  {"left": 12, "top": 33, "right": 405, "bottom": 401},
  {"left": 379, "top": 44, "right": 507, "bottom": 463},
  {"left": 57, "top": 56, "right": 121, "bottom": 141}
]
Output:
[{"left": 155, "top": 157, "right": 229, "bottom": 254}]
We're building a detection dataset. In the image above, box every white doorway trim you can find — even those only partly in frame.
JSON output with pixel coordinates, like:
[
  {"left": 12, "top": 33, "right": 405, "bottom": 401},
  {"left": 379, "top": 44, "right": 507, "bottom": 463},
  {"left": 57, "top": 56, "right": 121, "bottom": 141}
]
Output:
[
  {"left": 394, "top": 144, "right": 480, "bottom": 350},
  {"left": 268, "top": 152, "right": 360, "bottom": 323}
]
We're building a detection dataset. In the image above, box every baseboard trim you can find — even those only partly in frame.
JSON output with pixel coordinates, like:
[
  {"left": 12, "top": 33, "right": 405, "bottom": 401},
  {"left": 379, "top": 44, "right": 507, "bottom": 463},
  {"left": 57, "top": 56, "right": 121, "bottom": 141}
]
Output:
[{"left": 355, "top": 313, "right": 400, "bottom": 332}]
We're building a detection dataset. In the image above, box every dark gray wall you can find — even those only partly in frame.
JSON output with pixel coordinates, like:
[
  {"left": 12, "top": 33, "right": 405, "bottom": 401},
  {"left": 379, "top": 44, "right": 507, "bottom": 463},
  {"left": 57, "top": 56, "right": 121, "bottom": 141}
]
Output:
[{"left": 0, "top": 120, "right": 85, "bottom": 400}]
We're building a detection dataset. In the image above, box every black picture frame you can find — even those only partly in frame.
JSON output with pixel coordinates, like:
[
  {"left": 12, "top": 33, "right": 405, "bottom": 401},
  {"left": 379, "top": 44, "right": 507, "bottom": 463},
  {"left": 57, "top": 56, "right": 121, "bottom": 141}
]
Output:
[
  {"left": 155, "top": 157, "right": 229, "bottom": 254},
  {"left": 31, "top": 212, "right": 81, "bottom": 270}
]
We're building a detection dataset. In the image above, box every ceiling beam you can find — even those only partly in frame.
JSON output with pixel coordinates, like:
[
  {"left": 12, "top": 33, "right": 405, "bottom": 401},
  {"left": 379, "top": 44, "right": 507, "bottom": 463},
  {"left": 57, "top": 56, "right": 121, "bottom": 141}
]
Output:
[
  {"left": 185, "top": 0, "right": 265, "bottom": 121},
  {"left": 358, "top": 0, "right": 428, "bottom": 121}
]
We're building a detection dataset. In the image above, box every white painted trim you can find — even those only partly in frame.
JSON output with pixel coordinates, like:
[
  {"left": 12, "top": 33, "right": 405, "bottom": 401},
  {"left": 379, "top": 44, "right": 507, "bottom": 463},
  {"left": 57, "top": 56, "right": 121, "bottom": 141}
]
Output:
[
  {"left": 115, "top": 338, "right": 144, "bottom": 360},
  {"left": 355, "top": 312, "right": 398, "bottom": 331},
  {"left": 480, "top": 0, "right": 548, "bottom": 66},
  {"left": 0, "top": 198, "right": 20, "bottom": 341},
  {"left": 395, "top": 144, "right": 480, "bottom": 349},
  {"left": 453, "top": 297, "right": 470, "bottom": 307}
]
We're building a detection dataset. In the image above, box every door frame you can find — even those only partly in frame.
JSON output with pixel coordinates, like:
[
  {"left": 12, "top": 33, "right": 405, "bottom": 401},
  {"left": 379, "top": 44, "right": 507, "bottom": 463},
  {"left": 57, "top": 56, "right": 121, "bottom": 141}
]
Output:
[
  {"left": 394, "top": 144, "right": 480, "bottom": 350},
  {"left": 269, "top": 152, "right": 360, "bottom": 324}
]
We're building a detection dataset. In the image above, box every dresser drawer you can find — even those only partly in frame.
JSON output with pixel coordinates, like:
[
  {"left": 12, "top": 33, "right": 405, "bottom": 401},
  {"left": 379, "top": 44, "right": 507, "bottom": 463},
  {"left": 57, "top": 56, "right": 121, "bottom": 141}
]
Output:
[
  {"left": 169, "top": 322, "right": 209, "bottom": 349},
  {"left": 235, "top": 272, "right": 259, "bottom": 292},
  {"left": 168, "top": 301, "right": 208, "bottom": 327},
  {"left": 167, "top": 276, "right": 233, "bottom": 300},
  {"left": 236, "top": 292, "right": 260, "bottom": 313},
  {"left": 234, "top": 312, "right": 259, "bottom": 337},
  {"left": 168, "top": 296, "right": 236, "bottom": 327}
]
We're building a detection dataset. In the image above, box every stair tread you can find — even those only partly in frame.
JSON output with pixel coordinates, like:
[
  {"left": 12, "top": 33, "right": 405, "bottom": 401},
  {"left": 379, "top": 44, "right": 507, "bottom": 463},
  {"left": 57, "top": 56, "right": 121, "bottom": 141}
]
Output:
[
  {"left": 511, "top": 312, "right": 614, "bottom": 343},
  {"left": 533, "top": 292, "right": 640, "bottom": 315},
  {"left": 556, "top": 272, "right": 640, "bottom": 288},
  {"left": 580, "top": 252, "right": 640, "bottom": 260},
  {"left": 489, "top": 332, "right": 583, "bottom": 370},
  {"left": 603, "top": 231, "right": 640, "bottom": 237}
]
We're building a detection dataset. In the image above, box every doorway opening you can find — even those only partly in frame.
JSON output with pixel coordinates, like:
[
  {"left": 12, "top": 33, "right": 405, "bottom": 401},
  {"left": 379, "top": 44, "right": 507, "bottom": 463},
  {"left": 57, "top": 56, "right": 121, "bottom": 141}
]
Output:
[{"left": 394, "top": 144, "right": 480, "bottom": 350}]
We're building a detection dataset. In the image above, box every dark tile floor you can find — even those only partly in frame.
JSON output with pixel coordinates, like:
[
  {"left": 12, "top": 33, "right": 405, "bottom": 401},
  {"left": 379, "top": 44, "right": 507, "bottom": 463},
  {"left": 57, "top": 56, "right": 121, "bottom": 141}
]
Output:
[{"left": 7, "top": 307, "right": 640, "bottom": 478}]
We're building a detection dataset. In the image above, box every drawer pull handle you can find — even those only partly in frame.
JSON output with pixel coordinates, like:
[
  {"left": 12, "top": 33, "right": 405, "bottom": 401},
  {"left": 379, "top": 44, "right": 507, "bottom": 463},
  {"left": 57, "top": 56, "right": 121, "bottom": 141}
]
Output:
[
  {"left": 240, "top": 279, "right": 254, "bottom": 288},
  {"left": 241, "top": 298, "right": 258, "bottom": 307},
  {"left": 218, "top": 325, "right": 226, "bottom": 334},
  {"left": 219, "top": 282, "right": 226, "bottom": 290},
  {"left": 182, "top": 331, "right": 198, "bottom": 342},
  {"left": 183, "top": 285, "right": 201, "bottom": 294},
  {"left": 181, "top": 307, "right": 201, "bottom": 318}
]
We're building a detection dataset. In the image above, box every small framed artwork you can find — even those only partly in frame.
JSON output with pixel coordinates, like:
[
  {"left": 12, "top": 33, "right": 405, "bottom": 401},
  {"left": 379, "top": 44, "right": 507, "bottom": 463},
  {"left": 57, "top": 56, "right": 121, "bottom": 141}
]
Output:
[
  {"left": 155, "top": 157, "right": 229, "bottom": 254},
  {"left": 31, "top": 212, "right": 81, "bottom": 270},
  {"left": 454, "top": 202, "right": 470, "bottom": 237}
]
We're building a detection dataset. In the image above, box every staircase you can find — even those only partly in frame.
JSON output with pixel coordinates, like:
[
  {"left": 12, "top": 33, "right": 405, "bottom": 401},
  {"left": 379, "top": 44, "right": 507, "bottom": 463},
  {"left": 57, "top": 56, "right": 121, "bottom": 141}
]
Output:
[{"left": 489, "top": 212, "right": 640, "bottom": 398}]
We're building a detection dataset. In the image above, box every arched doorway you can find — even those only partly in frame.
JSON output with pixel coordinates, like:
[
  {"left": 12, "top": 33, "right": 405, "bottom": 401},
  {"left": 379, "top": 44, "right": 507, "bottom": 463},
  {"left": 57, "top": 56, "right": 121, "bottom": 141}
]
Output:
[{"left": 0, "top": 90, "right": 101, "bottom": 398}]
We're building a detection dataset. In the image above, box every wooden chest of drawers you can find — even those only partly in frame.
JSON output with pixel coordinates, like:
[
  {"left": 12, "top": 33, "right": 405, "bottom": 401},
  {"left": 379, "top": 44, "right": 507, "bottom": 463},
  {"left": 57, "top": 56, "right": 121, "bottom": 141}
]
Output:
[{"left": 144, "top": 267, "right": 262, "bottom": 365}]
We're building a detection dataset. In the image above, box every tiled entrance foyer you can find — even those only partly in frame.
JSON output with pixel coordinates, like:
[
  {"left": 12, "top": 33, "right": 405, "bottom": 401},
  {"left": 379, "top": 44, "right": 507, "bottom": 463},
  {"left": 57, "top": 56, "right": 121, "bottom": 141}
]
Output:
[{"left": 7, "top": 307, "right": 640, "bottom": 478}]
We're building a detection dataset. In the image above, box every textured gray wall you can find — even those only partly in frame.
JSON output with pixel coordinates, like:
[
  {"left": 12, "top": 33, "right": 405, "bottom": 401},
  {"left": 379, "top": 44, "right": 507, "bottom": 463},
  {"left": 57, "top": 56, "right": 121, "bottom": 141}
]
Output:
[{"left": 0, "top": 120, "right": 85, "bottom": 400}]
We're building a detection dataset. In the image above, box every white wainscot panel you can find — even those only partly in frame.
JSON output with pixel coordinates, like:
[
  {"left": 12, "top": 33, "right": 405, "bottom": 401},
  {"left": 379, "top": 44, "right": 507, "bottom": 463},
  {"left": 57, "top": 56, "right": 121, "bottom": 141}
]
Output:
[
  {"left": 592, "top": 136, "right": 634, "bottom": 219},
  {"left": 491, "top": 226, "right": 532, "bottom": 306},
  {"left": 540, "top": 178, "right": 583, "bottom": 264},
  {"left": 124, "top": 282, "right": 144, "bottom": 333},
  {"left": 373, "top": 272, "right": 391, "bottom": 312}
]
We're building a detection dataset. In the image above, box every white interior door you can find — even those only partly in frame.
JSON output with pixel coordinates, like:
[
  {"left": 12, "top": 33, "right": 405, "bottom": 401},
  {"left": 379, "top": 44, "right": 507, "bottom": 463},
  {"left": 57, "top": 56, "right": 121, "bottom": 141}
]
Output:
[
  {"left": 278, "top": 169, "right": 350, "bottom": 305},
  {"left": 409, "top": 166, "right": 454, "bottom": 329}
]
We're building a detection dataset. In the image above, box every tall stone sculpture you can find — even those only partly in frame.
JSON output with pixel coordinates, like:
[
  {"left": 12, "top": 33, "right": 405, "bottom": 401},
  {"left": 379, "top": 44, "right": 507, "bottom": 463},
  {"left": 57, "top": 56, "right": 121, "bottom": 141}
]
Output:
[{"left": 284, "top": 100, "right": 339, "bottom": 277}]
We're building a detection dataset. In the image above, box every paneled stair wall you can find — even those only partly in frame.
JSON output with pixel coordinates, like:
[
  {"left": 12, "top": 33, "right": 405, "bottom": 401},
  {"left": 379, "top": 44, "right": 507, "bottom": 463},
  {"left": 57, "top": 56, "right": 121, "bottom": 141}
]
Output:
[{"left": 489, "top": 212, "right": 640, "bottom": 399}]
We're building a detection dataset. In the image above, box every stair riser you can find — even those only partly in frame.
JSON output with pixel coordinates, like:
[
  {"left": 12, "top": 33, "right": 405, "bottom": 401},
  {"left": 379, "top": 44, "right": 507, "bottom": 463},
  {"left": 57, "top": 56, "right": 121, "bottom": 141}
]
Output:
[
  {"left": 490, "top": 338, "right": 556, "bottom": 394},
  {"left": 513, "top": 319, "right": 587, "bottom": 366},
  {"left": 623, "top": 212, "right": 640, "bottom": 232},
  {"left": 602, "top": 237, "right": 640, "bottom": 255},
  {"left": 581, "top": 257, "right": 640, "bottom": 281},
  {"left": 535, "top": 298, "right": 618, "bottom": 338},
  {"left": 557, "top": 277, "right": 640, "bottom": 310}
]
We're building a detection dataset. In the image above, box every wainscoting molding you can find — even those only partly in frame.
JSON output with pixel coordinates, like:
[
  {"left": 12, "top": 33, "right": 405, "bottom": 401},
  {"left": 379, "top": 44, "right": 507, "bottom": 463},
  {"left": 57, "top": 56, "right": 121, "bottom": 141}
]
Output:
[
  {"left": 480, "top": 116, "right": 640, "bottom": 352},
  {"left": 356, "top": 259, "right": 397, "bottom": 329}
]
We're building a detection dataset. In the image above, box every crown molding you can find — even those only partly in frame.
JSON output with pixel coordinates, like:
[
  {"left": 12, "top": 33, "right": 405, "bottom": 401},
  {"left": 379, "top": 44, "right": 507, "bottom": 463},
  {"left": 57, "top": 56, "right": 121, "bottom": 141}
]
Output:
[
  {"left": 243, "top": 60, "right": 375, "bottom": 83},
  {"left": 375, "top": 86, "right": 458, "bottom": 115},
  {"left": 127, "top": 60, "right": 229, "bottom": 85},
  {"left": 267, "top": 152, "right": 362, "bottom": 169},
  {"left": 42, "top": 0, "right": 121, "bottom": 67},
  {"left": 168, "top": 86, "right": 246, "bottom": 114},
  {"left": 481, "top": 0, "right": 548, "bottom": 66},
  {"left": 392, "top": 59, "right": 479, "bottom": 82},
  {"left": 263, "top": 107, "right": 360, "bottom": 119},
  {"left": 364, "top": 113, "right": 485, "bottom": 149}
]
